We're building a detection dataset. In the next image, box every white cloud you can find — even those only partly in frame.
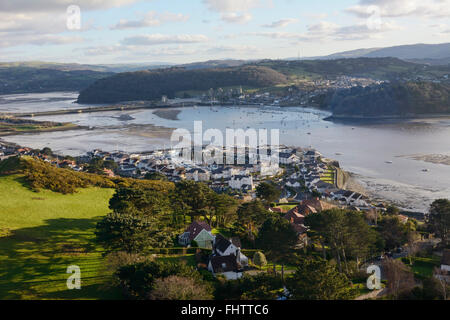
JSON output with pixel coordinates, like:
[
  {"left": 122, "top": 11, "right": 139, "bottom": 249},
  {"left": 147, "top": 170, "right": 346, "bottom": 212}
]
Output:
[
  {"left": 221, "top": 13, "right": 253, "bottom": 24},
  {"left": 347, "top": 0, "right": 450, "bottom": 19},
  {"left": 203, "top": 0, "right": 269, "bottom": 23},
  {"left": 251, "top": 20, "right": 400, "bottom": 42},
  {"left": 262, "top": 18, "right": 298, "bottom": 28},
  {"left": 121, "top": 34, "right": 209, "bottom": 46},
  {"left": 0, "top": 0, "right": 142, "bottom": 12},
  {"left": 0, "top": 34, "right": 84, "bottom": 48},
  {"left": 203, "top": 0, "right": 262, "bottom": 13},
  {"left": 112, "top": 11, "right": 189, "bottom": 30}
]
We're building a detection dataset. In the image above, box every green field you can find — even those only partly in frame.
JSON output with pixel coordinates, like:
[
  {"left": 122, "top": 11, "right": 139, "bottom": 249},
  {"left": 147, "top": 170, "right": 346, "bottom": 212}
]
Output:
[
  {"left": 0, "top": 175, "right": 119, "bottom": 300},
  {"left": 401, "top": 256, "right": 441, "bottom": 279}
]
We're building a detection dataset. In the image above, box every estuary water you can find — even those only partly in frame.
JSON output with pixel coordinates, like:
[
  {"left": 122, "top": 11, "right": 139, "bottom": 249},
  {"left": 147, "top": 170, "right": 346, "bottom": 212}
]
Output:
[{"left": 1, "top": 92, "right": 450, "bottom": 212}]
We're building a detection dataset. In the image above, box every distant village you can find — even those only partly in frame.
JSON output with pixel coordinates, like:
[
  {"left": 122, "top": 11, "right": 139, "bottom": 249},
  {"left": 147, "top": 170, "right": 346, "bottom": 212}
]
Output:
[{"left": 157, "top": 76, "right": 386, "bottom": 108}]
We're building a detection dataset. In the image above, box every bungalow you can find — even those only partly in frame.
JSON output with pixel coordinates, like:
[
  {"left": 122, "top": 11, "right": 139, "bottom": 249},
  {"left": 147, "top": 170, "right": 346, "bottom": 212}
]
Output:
[
  {"left": 304, "top": 150, "right": 322, "bottom": 161},
  {"left": 112, "top": 153, "right": 129, "bottom": 163},
  {"left": 208, "top": 254, "right": 243, "bottom": 280},
  {"left": 284, "top": 210, "right": 306, "bottom": 225},
  {"left": 118, "top": 164, "right": 137, "bottom": 177},
  {"left": 178, "top": 221, "right": 215, "bottom": 249},
  {"left": 313, "top": 180, "right": 335, "bottom": 193},
  {"left": 185, "top": 168, "right": 211, "bottom": 182},
  {"left": 279, "top": 153, "right": 300, "bottom": 165},
  {"left": 302, "top": 198, "right": 337, "bottom": 212}
]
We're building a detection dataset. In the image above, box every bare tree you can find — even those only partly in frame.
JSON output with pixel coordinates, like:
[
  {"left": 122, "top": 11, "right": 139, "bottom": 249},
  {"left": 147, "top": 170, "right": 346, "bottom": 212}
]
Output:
[
  {"left": 406, "top": 232, "right": 421, "bottom": 265},
  {"left": 383, "top": 258, "right": 415, "bottom": 299},
  {"left": 433, "top": 267, "right": 449, "bottom": 300}
]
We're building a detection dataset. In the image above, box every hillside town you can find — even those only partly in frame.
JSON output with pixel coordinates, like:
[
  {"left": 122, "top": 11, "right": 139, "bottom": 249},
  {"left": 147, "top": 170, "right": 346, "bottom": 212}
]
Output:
[{"left": 2, "top": 138, "right": 413, "bottom": 281}]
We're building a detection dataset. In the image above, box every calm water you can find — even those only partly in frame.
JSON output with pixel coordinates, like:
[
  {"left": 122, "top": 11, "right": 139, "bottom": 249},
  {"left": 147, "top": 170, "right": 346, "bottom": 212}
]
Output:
[{"left": 1, "top": 93, "right": 450, "bottom": 211}]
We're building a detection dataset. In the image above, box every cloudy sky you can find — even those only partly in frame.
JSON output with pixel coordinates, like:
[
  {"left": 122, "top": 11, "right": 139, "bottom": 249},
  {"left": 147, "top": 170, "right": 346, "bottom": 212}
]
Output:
[{"left": 0, "top": 0, "right": 449, "bottom": 64}]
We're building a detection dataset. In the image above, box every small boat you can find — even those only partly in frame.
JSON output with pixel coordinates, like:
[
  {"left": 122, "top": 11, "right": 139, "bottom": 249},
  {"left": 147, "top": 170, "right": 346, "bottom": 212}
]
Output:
[
  {"left": 422, "top": 169, "right": 429, "bottom": 172},
  {"left": 335, "top": 152, "right": 343, "bottom": 156},
  {"left": 385, "top": 161, "right": 393, "bottom": 164}
]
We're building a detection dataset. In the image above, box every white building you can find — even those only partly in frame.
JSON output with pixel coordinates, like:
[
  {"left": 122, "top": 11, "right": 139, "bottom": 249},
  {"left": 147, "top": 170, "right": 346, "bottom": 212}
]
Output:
[{"left": 229, "top": 175, "right": 254, "bottom": 190}]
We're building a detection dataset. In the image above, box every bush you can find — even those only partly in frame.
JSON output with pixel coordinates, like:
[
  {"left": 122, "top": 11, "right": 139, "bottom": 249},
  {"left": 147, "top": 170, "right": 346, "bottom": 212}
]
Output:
[
  {"left": 149, "top": 276, "right": 214, "bottom": 300},
  {"left": 116, "top": 260, "right": 202, "bottom": 299},
  {"left": 253, "top": 252, "right": 267, "bottom": 268}
]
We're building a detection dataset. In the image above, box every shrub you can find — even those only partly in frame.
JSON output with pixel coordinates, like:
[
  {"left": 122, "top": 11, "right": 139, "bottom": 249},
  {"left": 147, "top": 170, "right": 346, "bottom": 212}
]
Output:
[
  {"left": 149, "top": 276, "right": 213, "bottom": 300},
  {"left": 253, "top": 252, "right": 267, "bottom": 268}
]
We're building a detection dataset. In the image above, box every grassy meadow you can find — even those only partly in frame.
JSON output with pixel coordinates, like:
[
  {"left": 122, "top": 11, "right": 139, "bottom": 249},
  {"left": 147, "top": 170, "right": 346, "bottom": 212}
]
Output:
[{"left": 0, "top": 174, "right": 119, "bottom": 299}]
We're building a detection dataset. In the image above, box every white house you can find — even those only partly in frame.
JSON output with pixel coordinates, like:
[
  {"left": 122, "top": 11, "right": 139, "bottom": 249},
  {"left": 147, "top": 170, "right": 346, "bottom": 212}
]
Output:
[
  {"left": 208, "top": 255, "right": 243, "bottom": 280},
  {"left": 185, "top": 168, "right": 211, "bottom": 182},
  {"left": 279, "top": 153, "right": 300, "bottom": 165},
  {"left": 229, "top": 175, "right": 254, "bottom": 190},
  {"left": 259, "top": 162, "right": 281, "bottom": 177}
]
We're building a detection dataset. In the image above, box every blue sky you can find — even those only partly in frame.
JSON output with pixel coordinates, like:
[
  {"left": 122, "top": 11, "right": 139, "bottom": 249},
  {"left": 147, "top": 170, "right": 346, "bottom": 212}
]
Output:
[{"left": 0, "top": 0, "right": 449, "bottom": 64}]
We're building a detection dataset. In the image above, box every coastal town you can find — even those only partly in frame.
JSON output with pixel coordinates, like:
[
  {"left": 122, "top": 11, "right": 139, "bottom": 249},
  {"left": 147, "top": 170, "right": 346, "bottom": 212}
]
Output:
[{"left": 2, "top": 137, "right": 421, "bottom": 282}]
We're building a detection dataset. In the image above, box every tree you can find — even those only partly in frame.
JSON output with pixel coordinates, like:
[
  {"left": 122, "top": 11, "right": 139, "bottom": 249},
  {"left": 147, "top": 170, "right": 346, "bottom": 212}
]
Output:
[
  {"left": 256, "top": 182, "right": 281, "bottom": 204},
  {"left": 256, "top": 216, "right": 298, "bottom": 280},
  {"left": 116, "top": 260, "right": 203, "bottom": 299},
  {"left": 145, "top": 172, "right": 168, "bottom": 181},
  {"left": 205, "top": 192, "right": 238, "bottom": 227},
  {"left": 433, "top": 268, "right": 449, "bottom": 300},
  {"left": 378, "top": 215, "right": 410, "bottom": 251},
  {"left": 149, "top": 276, "right": 213, "bottom": 300},
  {"left": 286, "top": 257, "right": 356, "bottom": 300},
  {"left": 383, "top": 258, "right": 415, "bottom": 299},
  {"left": 96, "top": 186, "right": 177, "bottom": 253},
  {"left": 95, "top": 212, "right": 174, "bottom": 253},
  {"left": 253, "top": 251, "right": 268, "bottom": 269},
  {"left": 173, "top": 180, "right": 212, "bottom": 222},
  {"left": 386, "top": 205, "right": 400, "bottom": 216},
  {"left": 213, "top": 193, "right": 238, "bottom": 227},
  {"left": 235, "top": 200, "right": 271, "bottom": 243},
  {"left": 305, "top": 209, "right": 379, "bottom": 273},
  {"left": 427, "top": 199, "right": 450, "bottom": 248},
  {"left": 40, "top": 147, "right": 53, "bottom": 156},
  {"left": 214, "top": 274, "right": 283, "bottom": 300}
]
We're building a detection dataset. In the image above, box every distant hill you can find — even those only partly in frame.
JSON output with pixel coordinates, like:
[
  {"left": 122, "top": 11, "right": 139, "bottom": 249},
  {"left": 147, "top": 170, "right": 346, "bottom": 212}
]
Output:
[
  {"left": 179, "top": 59, "right": 253, "bottom": 70},
  {"left": 77, "top": 66, "right": 288, "bottom": 104},
  {"left": 319, "top": 82, "right": 450, "bottom": 118},
  {"left": 0, "top": 61, "right": 173, "bottom": 73},
  {"left": 0, "top": 67, "right": 113, "bottom": 95},
  {"left": 256, "top": 57, "right": 422, "bottom": 80},
  {"left": 297, "top": 43, "right": 450, "bottom": 65}
]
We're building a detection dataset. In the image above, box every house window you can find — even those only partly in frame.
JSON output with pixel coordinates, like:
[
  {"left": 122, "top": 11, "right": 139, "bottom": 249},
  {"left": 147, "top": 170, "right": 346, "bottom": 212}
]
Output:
[{"left": 222, "top": 263, "right": 226, "bottom": 269}]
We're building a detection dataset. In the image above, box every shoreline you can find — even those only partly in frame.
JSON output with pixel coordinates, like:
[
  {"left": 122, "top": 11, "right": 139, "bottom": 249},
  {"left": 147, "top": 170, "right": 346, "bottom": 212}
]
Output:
[{"left": 324, "top": 113, "right": 450, "bottom": 122}]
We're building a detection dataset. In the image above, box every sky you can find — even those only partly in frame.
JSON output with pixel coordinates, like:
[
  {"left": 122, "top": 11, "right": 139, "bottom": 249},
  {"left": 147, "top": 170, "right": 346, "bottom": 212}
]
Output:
[{"left": 0, "top": 0, "right": 449, "bottom": 64}]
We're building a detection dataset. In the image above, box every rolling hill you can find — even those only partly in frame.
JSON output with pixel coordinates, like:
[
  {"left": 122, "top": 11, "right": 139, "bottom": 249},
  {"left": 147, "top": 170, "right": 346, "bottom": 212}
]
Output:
[
  {"left": 77, "top": 65, "right": 288, "bottom": 104},
  {"left": 319, "top": 81, "right": 450, "bottom": 118},
  {"left": 0, "top": 67, "right": 113, "bottom": 95},
  {"left": 298, "top": 43, "right": 450, "bottom": 65}
]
